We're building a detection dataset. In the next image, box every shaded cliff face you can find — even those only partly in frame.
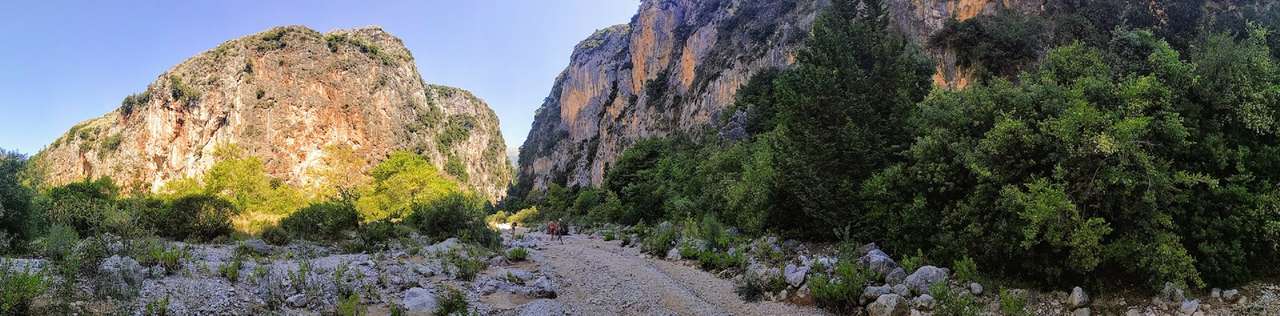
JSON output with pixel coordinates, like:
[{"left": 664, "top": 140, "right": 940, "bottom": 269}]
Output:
[
  {"left": 514, "top": 0, "right": 1042, "bottom": 198},
  {"left": 35, "top": 26, "right": 512, "bottom": 202}
]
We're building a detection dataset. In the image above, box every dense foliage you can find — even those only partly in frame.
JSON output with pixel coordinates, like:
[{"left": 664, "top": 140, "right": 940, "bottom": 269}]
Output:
[{"left": 527, "top": 0, "right": 1280, "bottom": 290}]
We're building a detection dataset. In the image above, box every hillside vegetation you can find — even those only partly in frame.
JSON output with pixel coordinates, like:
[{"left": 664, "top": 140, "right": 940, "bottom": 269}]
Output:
[{"left": 519, "top": 0, "right": 1280, "bottom": 298}]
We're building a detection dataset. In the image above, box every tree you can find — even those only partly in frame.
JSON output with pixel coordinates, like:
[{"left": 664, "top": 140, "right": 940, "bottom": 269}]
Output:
[
  {"left": 356, "top": 151, "right": 460, "bottom": 220},
  {"left": 0, "top": 150, "right": 33, "bottom": 252},
  {"left": 769, "top": 0, "right": 933, "bottom": 238}
]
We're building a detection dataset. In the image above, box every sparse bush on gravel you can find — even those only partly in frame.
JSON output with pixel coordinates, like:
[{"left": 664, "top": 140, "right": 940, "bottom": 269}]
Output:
[
  {"left": 641, "top": 221, "right": 678, "bottom": 256},
  {"left": 506, "top": 247, "right": 528, "bottom": 261},
  {"left": 809, "top": 260, "right": 876, "bottom": 314},
  {"left": 434, "top": 286, "right": 469, "bottom": 316},
  {"left": 0, "top": 260, "right": 46, "bottom": 315}
]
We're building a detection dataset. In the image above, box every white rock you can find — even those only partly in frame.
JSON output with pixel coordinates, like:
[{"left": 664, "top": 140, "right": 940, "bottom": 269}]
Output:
[
  {"left": 903, "top": 266, "right": 948, "bottom": 294},
  {"left": 784, "top": 263, "right": 809, "bottom": 287},
  {"left": 969, "top": 282, "right": 984, "bottom": 296},
  {"left": 867, "top": 294, "right": 908, "bottom": 316},
  {"left": 1069, "top": 286, "right": 1090, "bottom": 308},
  {"left": 403, "top": 287, "right": 437, "bottom": 311}
]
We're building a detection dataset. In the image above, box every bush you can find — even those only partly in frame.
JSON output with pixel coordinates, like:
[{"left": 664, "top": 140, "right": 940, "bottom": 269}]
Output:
[
  {"left": 0, "top": 150, "right": 34, "bottom": 253},
  {"left": 354, "top": 219, "right": 410, "bottom": 251},
  {"left": 0, "top": 260, "right": 46, "bottom": 315},
  {"left": 261, "top": 224, "right": 291, "bottom": 246},
  {"left": 930, "top": 282, "right": 980, "bottom": 316},
  {"left": 953, "top": 256, "right": 979, "bottom": 283},
  {"left": 42, "top": 177, "right": 119, "bottom": 236},
  {"left": 900, "top": 249, "right": 926, "bottom": 273},
  {"left": 433, "top": 286, "right": 468, "bottom": 316},
  {"left": 506, "top": 247, "right": 528, "bottom": 261},
  {"left": 37, "top": 224, "right": 79, "bottom": 261},
  {"left": 143, "top": 194, "right": 237, "bottom": 241},
  {"left": 220, "top": 256, "right": 243, "bottom": 283},
  {"left": 280, "top": 199, "right": 360, "bottom": 241},
  {"left": 404, "top": 193, "right": 499, "bottom": 248},
  {"left": 999, "top": 288, "right": 1030, "bottom": 316},
  {"left": 641, "top": 222, "right": 678, "bottom": 256},
  {"left": 809, "top": 261, "right": 877, "bottom": 314},
  {"left": 337, "top": 293, "right": 364, "bottom": 316},
  {"left": 442, "top": 250, "right": 486, "bottom": 281}
]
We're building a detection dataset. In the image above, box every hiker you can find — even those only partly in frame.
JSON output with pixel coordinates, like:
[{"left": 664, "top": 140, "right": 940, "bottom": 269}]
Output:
[{"left": 546, "top": 220, "right": 559, "bottom": 243}]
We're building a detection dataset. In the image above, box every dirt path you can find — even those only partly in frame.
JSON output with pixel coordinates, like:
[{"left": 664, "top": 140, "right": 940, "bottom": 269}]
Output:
[{"left": 525, "top": 232, "right": 825, "bottom": 316}]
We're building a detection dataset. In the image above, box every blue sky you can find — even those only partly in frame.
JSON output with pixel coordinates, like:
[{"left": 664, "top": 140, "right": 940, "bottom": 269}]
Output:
[{"left": 0, "top": 1, "right": 639, "bottom": 156}]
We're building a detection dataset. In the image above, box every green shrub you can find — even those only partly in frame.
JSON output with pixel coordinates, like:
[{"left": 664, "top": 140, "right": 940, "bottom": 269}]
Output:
[
  {"left": 42, "top": 177, "right": 119, "bottom": 236},
  {"left": 220, "top": 256, "right": 243, "bottom": 283},
  {"left": 261, "top": 224, "right": 291, "bottom": 246},
  {"left": 809, "top": 261, "right": 876, "bottom": 314},
  {"left": 641, "top": 222, "right": 678, "bottom": 256},
  {"left": 137, "top": 243, "right": 187, "bottom": 274},
  {"left": 0, "top": 150, "right": 33, "bottom": 254},
  {"left": 38, "top": 224, "right": 79, "bottom": 260},
  {"left": 145, "top": 295, "right": 171, "bottom": 316},
  {"left": 354, "top": 219, "right": 409, "bottom": 251},
  {"left": 506, "top": 247, "right": 528, "bottom": 261},
  {"left": 142, "top": 194, "right": 236, "bottom": 241},
  {"left": 280, "top": 199, "right": 360, "bottom": 241},
  {"left": 168, "top": 76, "right": 200, "bottom": 103},
  {"left": 337, "top": 293, "right": 363, "bottom": 316},
  {"left": 0, "top": 260, "right": 46, "bottom": 315},
  {"left": 405, "top": 193, "right": 499, "bottom": 248},
  {"left": 695, "top": 249, "right": 745, "bottom": 271},
  {"left": 953, "top": 256, "right": 979, "bottom": 283},
  {"left": 900, "top": 249, "right": 926, "bottom": 273},
  {"left": 998, "top": 288, "right": 1030, "bottom": 316},
  {"left": 930, "top": 282, "right": 980, "bottom": 316},
  {"left": 289, "top": 259, "right": 311, "bottom": 291},
  {"left": 433, "top": 286, "right": 468, "bottom": 316},
  {"left": 443, "top": 250, "right": 486, "bottom": 281},
  {"left": 602, "top": 230, "right": 616, "bottom": 241}
]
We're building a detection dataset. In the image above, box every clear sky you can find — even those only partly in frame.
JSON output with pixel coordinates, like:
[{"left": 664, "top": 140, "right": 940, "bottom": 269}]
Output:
[{"left": 0, "top": 0, "right": 640, "bottom": 156}]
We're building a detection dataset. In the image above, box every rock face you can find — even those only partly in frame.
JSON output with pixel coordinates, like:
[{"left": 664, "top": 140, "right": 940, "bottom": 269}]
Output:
[
  {"left": 34, "top": 26, "right": 512, "bottom": 202},
  {"left": 513, "top": 0, "right": 1044, "bottom": 197}
]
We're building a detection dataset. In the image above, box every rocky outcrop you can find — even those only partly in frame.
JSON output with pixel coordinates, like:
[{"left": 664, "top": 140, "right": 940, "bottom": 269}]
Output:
[
  {"left": 514, "top": 0, "right": 1045, "bottom": 198},
  {"left": 34, "top": 26, "right": 512, "bottom": 202}
]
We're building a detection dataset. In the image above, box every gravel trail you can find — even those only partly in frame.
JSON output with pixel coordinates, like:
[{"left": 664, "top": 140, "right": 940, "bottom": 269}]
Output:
[{"left": 527, "top": 233, "right": 824, "bottom": 316}]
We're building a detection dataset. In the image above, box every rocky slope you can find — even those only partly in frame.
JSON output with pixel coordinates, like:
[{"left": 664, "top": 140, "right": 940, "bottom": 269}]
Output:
[
  {"left": 33, "top": 26, "right": 512, "bottom": 202},
  {"left": 514, "top": 0, "right": 1043, "bottom": 198}
]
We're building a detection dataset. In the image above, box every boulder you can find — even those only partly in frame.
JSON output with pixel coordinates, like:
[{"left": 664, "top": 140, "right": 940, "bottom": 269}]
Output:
[
  {"left": 904, "top": 266, "right": 948, "bottom": 294},
  {"left": 892, "top": 284, "right": 910, "bottom": 297},
  {"left": 666, "top": 247, "right": 681, "bottom": 260},
  {"left": 425, "top": 238, "right": 463, "bottom": 254},
  {"left": 403, "top": 287, "right": 438, "bottom": 312},
  {"left": 1069, "top": 286, "right": 1090, "bottom": 308},
  {"left": 286, "top": 294, "right": 309, "bottom": 308},
  {"left": 530, "top": 276, "right": 558, "bottom": 298},
  {"left": 885, "top": 267, "right": 907, "bottom": 285},
  {"left": 1221, "top": 289, "right": 1239, "bottom": 302},
  {"left": 867, "top": 294, "right": 908, "bottom": 316},
  {"left": 911, "top": 294, "right": 935, "bottom": 311},
  {"left": 784, "top": 263, "right": 809, "bottom": 287},
  {"left": 1072, "top": 307, "right": 1091, "bottom": 316},
  {"left": 857, "top": 243, "right": 880, "bottom": 256},
  {"left": 859, "top": 249, "right": 901, "bottom": 277},
  {"left": 96, "top": 255, "right": 143, "bottom": 299},
  {"left": 241, "top": 240, "right": 272, "bottom": 256},
  {"left": 969, "top": 282, "right": 984, "bottom": 296},
  {"left": 863, "top": 285, "right": 892, "bottom": 303},
  {"left": 1180, "top": 300, "right": 1200, "bottom": 315}
]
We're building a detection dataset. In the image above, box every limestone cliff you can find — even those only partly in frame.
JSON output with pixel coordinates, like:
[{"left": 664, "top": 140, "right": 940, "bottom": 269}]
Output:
[
  {"left": 34, "top": 26, "right": 512, "bottom": 202},
  {"left": 513, "top": 0, "right": 1044, "bottom": 198}
]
